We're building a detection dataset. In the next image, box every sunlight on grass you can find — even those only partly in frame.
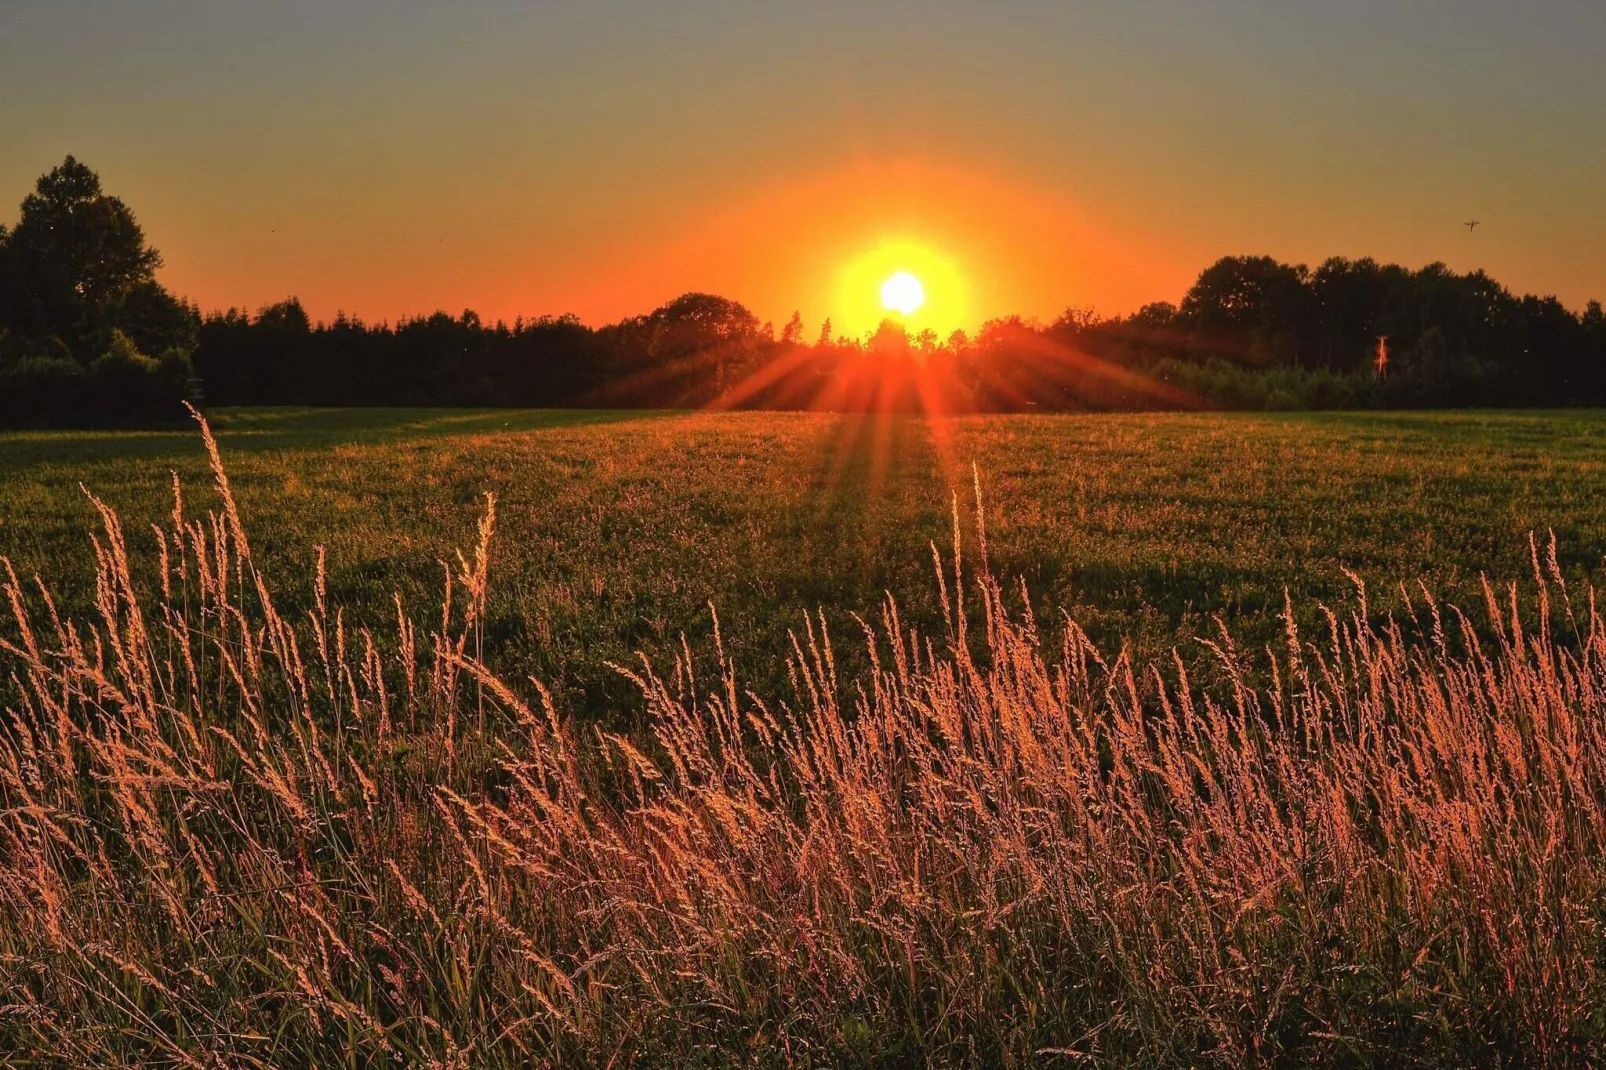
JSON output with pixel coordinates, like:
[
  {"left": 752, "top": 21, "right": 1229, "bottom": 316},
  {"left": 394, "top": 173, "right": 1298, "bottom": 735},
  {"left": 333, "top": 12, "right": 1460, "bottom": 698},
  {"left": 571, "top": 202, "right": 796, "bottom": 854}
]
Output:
[{"left": 1, "top": 412, "right": 1604, "bottom": 1062}]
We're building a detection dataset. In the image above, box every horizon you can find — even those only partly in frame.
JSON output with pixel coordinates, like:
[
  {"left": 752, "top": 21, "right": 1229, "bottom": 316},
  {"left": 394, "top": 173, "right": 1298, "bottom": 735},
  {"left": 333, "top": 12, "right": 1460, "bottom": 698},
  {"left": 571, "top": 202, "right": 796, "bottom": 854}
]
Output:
[
  {"left": 4, "top": 1, "right": 1604, "bottom": 335},
  {"left": 139, "top": 246, "right": 1606, "bottom": 338},
  {"left": 9, "top": 7, "right": 1606, "bottom": 1061}
]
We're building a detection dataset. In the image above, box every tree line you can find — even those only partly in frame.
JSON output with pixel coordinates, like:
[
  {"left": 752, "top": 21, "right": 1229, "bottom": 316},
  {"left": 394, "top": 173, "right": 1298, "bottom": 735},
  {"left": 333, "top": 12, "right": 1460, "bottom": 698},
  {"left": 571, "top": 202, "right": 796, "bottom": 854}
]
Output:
[{"left": 4, "top": 157, "right": 1604, "bottom": 426}]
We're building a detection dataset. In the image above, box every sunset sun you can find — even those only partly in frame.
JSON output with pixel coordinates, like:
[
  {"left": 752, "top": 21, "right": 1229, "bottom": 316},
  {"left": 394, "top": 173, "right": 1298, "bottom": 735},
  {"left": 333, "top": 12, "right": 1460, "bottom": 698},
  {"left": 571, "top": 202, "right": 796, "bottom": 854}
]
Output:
[
  {"left": 837, "top": 239, "right": 969, "bottom": 336},
  {"left": 880, "top": 271, "right": 926, "bottom": 316}
]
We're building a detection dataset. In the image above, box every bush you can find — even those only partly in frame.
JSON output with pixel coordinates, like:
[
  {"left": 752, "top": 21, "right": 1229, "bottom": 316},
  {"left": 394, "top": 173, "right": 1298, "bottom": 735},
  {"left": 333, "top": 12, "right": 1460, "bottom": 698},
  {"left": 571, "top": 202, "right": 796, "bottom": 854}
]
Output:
[
  {"left": 0, "top": 352, "right": 86, "bottom": 427},
  {"left": 0, "top": 330, "right": 193, "bottom": 428},
  {"left": 56, "top": 330, "right": 191, "bottom": 426}
]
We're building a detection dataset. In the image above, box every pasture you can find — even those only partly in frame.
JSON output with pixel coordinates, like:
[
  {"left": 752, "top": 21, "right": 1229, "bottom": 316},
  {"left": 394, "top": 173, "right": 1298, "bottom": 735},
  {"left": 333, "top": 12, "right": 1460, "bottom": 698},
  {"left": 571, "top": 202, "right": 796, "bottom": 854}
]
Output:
[
  {"left": 2, "top": 407, "right": 1603, "bottom": 721},
  {"left": 5, "top": 407, "right": 1606, "bottom": 1064}
]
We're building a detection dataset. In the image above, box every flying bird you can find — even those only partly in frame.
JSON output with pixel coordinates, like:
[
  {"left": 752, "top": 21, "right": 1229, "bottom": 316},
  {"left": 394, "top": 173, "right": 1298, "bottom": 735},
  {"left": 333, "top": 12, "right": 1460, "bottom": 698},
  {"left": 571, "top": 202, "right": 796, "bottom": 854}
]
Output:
[{"left": 1465, "top": 221, "right": 1480, "bottom": 233}]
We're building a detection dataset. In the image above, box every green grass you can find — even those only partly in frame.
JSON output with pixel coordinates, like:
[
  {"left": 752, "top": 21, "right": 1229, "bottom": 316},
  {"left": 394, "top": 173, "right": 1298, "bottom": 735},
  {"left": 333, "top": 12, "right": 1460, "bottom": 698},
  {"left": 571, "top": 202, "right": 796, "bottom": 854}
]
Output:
[
  {"left": 6, "top": 406, "right": 1606, "bottom": 1064},
  {"left": 3, "top": 406, "right": 1605, "bottom": 720}
]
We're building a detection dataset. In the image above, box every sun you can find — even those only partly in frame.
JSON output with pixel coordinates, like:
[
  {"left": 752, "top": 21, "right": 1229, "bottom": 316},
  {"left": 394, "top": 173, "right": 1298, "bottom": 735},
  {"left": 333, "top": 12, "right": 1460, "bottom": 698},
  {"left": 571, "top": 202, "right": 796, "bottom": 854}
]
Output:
[
  {"left": 880, "top": 271, "right": 926, "bottom": 317},
  {"left": 836, "top": 238, "right": 969, "bottom": 337}
]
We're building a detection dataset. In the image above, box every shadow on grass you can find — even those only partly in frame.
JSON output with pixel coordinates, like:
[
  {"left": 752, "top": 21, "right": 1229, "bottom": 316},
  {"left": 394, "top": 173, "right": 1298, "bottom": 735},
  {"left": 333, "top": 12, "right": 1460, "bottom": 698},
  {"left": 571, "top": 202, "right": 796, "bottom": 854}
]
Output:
[{"left": 0, "top": 407, "right": 684, "bottom": 471}]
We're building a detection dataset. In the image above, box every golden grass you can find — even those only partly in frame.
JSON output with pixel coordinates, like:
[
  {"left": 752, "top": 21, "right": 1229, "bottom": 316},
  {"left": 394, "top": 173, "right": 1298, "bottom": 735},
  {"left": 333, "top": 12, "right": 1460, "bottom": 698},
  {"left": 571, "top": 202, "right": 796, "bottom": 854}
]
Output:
[{"left": 1, "top": 409, "right": 1602, "bottom": 1066}]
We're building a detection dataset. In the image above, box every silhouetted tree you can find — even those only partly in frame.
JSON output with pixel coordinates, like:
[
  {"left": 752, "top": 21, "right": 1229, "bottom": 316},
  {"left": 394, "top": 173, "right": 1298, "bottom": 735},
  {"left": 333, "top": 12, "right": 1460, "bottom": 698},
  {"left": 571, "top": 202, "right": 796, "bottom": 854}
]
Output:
[
  {"left": 0, "top": 157, "right": 196, "bottom": 425},
  {"left": 0, "top": 157, "right": 163, "bottom": 353},
  {"left": 1180, "top": 256, "right": 1316, "bottom": 367},
  {"left": 9, "top": 162, "right": 1600, "bottom": 422},
  {"left": 870, "top": 319, "right": 911, "bottom": 358},
  {"left": 178, "top": 259, "right": 1606, "bottom": 416},
  {"left": 781, "top": 311, "right": 805, "bottom": 347},
  {"left": 1311, "top": 258, "right": 1395, "bottom": 373}
]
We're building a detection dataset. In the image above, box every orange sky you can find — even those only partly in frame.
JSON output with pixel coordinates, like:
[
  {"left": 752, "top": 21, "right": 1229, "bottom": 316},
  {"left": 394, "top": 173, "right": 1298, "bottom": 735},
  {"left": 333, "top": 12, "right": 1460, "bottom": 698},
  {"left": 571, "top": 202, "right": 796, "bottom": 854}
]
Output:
[
  {"left": 109, "top": 148, "right": 1213, "bottom": 338},
  {"left": 521, "top": 161, "right": 1193, "bottom": 339},
  {"left": 3, "top": 2, "right": 1603, "bottom": 334}
]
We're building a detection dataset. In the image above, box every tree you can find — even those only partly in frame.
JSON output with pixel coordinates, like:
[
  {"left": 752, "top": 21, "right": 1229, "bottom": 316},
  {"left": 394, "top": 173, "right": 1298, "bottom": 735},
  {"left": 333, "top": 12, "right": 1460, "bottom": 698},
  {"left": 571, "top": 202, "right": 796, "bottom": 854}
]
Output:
[
  {"left": 1180, "top": 256, "right": 1315, "bottom": 367},
  {"left": 647, "top": 293, "right": 759, "bottom": 353},
  {"left": 781, "top": 311, "right": 805, "bottom": 347},
  {"left": 1053, "top": 307, "right": 1100, "bottom": 334},
  {"left": 117, "top": 280, "right": 199, "bottom": 359},
  {"left": 1311, "top": 258, "right": 1392, "bottom": 373},
  {"left": 247, "top": 298, "right": 314, "bottom": 404},
  {"left": 1, "top": 156, "right": 162, "bottom": 351},
  {"left": 1130, "top": 302, "right": 1178, "bottom": 328},
  {"left": 0, "top": 157, "right": 199, "bottom": 426},
  {"left": 870, "top": 319, "right": 911, "bottom": 358}
]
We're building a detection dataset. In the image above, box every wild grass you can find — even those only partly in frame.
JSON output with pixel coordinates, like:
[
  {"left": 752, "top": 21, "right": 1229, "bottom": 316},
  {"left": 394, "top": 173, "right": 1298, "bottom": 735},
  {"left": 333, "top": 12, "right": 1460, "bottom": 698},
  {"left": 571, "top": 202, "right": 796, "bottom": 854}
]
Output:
[
  {"left": 1, "top": 410, "right": 1604, "bottom": 1065},
  {"left": 6, "top": 406, "right": 1606, "bottom": 728}
]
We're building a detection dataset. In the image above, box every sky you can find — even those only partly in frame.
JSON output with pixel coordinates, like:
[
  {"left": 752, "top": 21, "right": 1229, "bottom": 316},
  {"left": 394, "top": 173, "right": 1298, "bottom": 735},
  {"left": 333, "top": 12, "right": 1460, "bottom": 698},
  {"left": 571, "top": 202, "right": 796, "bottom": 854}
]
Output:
[{"left": 2, "top": 0, "right": 1603, "bottom": 337}]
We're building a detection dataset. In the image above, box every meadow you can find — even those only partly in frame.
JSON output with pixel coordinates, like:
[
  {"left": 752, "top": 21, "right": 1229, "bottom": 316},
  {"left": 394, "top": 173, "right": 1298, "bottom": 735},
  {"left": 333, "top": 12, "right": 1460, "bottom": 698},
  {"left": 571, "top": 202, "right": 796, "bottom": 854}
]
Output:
[
  {"left": 3, "top": 407, "right": 1606, "bottom": 1065},
  {"left": 4, "top": 407, "right": 1604, "bottom": 723}
]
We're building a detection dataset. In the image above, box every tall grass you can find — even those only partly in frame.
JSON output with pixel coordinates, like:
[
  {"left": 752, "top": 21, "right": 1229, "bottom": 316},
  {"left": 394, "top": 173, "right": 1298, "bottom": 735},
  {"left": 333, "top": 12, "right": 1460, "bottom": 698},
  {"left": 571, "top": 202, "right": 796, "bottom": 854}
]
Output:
[{"left": 1, "top": 411, "right": 1602, "bottom": 1066}]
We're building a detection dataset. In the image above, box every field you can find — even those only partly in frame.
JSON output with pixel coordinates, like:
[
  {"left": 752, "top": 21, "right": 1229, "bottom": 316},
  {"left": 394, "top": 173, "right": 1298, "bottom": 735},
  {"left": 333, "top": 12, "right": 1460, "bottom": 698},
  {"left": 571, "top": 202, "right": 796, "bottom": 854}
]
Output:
[
  {"left": 4, "top": 407, "right": 1606, "bottom": 1065},
  {"left": 4, "top": 407, "right": 1605, "bottom": 721}
]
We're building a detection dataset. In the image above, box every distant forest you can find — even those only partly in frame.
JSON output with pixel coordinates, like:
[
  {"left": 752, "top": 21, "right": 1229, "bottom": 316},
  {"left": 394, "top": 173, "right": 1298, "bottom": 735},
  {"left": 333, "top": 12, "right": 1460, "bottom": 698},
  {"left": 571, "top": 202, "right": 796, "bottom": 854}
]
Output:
[{"left": 4, "top": 157, "right": 1605, "bottom": 426}]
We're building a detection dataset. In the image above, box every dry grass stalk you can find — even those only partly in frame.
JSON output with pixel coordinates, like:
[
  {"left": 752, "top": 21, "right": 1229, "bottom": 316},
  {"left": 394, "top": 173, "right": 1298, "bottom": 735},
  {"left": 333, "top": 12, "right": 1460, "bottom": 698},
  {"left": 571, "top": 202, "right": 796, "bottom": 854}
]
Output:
[{"left": 0, "top": 412, "right": 1602, "bottom": 1065}]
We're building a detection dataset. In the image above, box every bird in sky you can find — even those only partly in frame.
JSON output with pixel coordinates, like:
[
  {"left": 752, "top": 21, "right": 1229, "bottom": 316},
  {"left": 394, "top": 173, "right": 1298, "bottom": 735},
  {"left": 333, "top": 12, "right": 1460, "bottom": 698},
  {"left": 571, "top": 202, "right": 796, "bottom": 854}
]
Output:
[{"left": 1465, "top": 221, "right": 1481, "bottom": 233}]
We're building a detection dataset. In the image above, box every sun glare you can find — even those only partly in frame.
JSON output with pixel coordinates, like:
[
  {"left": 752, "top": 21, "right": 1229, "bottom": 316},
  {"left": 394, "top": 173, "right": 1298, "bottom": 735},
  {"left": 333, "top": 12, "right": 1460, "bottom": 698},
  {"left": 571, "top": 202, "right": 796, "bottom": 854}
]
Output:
[
  {"left": 880, "top": 272, "right": 926, "bottom": 316},
  {"left": 837, "top": 239, "right": 969, "bottom": 338}
]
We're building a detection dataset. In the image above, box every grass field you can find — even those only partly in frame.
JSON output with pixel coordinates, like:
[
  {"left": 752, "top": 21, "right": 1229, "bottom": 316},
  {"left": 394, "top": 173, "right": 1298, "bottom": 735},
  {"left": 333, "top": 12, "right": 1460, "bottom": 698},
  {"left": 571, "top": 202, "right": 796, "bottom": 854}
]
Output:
[
  {"left": 3, "top": 407, "right": 1604, "bottom": 720},
  {"left": 5, "top": 407, "right": 1606, "bottom": 1065}
]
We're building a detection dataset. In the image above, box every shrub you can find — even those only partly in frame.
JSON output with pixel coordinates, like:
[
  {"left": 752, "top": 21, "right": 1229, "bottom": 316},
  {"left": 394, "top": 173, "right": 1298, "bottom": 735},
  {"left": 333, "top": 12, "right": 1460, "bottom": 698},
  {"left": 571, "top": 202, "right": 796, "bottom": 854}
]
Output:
[
  {"left": 81, "top": 330, "right": 192, "bottom": 425},
  {"left": 0, "top": 351, "right": 86, "bottom": 427}
]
